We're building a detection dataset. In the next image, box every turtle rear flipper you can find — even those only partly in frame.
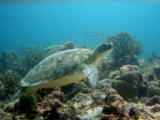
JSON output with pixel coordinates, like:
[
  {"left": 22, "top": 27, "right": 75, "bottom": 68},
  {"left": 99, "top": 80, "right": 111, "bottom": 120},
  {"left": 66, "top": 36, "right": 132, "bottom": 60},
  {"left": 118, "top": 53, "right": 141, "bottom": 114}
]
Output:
[{"left": 83, "top": 65, "right": 99, "bottom": 88}]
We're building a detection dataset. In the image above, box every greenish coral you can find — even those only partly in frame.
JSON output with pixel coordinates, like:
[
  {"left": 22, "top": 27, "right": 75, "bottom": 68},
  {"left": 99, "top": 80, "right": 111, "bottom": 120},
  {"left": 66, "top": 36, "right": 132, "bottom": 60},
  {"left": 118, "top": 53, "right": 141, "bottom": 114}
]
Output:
[
  {"left": 17, "top": 48, "right": 45, "bottom": 77},
  {"left": 0, "top": 49, "right": 45, "bottom": 101},
  {"left": 105, "top": 32, "right": 142, "bottom": 69},
  {"left": 0, "top": 70, "right": 21, "bottom": 100},
  {"left": 0, "top": 51, "right": 18, "bottom": 73}
]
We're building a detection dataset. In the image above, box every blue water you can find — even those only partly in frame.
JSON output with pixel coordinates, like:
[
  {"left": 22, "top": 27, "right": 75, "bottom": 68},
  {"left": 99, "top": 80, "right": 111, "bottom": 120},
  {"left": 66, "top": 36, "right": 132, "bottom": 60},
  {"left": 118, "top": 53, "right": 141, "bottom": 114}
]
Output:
[{"left": 0, "top": 1, "right": 160, "bottom": 58}]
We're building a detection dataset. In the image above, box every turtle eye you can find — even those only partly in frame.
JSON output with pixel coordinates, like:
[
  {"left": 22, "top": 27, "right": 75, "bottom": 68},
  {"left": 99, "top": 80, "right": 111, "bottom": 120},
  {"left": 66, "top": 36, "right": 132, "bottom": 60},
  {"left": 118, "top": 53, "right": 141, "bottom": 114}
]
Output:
[
  {"left": 107, "top": 43, "right": 112, "bottom": 49},
  {"left": 102, "top": 43, "right": 112, "bottom": 50},
  {"left": 95, "top": 43, "right": 113, "bottom": 53},
  {"left": 97, "top": 45, "right": 106, "bottom": 52},
  {"left": 106, "top": 43, "right": 113, "bottom": 50}
]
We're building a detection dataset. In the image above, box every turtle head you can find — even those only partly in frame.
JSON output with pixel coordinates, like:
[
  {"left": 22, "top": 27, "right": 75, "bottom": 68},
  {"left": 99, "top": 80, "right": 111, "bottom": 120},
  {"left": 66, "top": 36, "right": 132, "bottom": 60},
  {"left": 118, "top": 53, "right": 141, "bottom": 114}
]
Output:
[
  {"left": 94, "top": 42, "right": 113, "bottom": 57},
  {"left": 90, "top": 42, "right": 113, "bottom": 64}
]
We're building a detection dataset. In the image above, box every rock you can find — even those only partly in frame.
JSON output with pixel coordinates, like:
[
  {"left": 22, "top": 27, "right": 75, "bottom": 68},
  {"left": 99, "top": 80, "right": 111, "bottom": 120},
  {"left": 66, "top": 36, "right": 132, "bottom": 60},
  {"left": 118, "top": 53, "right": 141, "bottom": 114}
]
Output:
[
  {"left": 145, "top": 95, "right": 160, "bottom": 106},
  {"left": 60, "top": 41, "right": 75, "bottom": 51},
  {"left": 49, "top": 99, "right": 64, "bottom": 109},
  {"left": 150, "top": 104, "right": 160, "bottom": 113},
  {"left": 147, "top": 74, "right": 155, "bottom": 81},
  {"left": 102, "top": 105, "right": 112, "bottom": 114},
  {"left": 112, "top": 81, "right": 137, "bottom": 99},
  {"left": 46, "top": 107, "right": 60, "bottom": 120},
  {"left": 128, "top": 107, "right": 140, "bottom": 119},
  {"left": 97, "top": 79, "right": 112, "bottom": 93},
  {"left": 153, "top": 65, "right": 160, "bottom": 79},
  {"left": 137, "top": 82, "right": 147, "bottom": 97},
  {"left": 37, "top": 88, "right": 55, "bottom": 98},
  {"left": 98, "top": 58, "right": 113, "bottom": 80},
  {"left": 103, "top": 90, "right": 142, "bottom": 120},
  {"left": 91, "top": 89, "right": 106, "bottom": 105},
  {"left": 71, "top": 93, "right": 89, "bottom": 103},
  {"left": 51, "top": 89, "right": 64, "bottom": 100},
  {"left": 61, "top": 82, "right": 88, "bottom": 101},
  {"left": 147, "top": 81, "right": 160, "bottom": 97},
  {"left": 17, "top": 93, "right": 38, "bottom": 114},
  {"left": 120, "top": 65, "right": 140, "bottom": 73},
  {"left": 109, "top": 70, "right": 120, "bottom": 79},
  {"left": 119, "top": 71, "right": 143, "bottom": 84},
  {"left": 112, "top": 65, "right": 143, "bottom": 99},
  {"left": 100, "top": 116, "right": 115, "bottom": 120},
  {"left": 103, "top": 89, "right": 129, "bottom": 119},
  {"left": 105, "top": 89, "right": 125, "bottom": 105}
]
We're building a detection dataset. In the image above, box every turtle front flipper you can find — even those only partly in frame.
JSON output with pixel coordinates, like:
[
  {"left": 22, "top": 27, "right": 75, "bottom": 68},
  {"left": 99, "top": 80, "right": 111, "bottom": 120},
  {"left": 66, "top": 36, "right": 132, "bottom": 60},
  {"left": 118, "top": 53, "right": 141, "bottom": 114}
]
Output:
[{"left": 83, "top": 65, "right": 99, "bottom": 88}]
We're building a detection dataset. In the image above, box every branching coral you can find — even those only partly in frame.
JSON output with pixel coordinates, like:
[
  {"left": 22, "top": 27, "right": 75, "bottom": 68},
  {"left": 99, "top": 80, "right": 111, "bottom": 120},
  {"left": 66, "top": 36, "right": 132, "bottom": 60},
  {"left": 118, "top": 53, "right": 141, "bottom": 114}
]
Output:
[{"left": 105, "top": 32, "right": 142, "bottom": 69}]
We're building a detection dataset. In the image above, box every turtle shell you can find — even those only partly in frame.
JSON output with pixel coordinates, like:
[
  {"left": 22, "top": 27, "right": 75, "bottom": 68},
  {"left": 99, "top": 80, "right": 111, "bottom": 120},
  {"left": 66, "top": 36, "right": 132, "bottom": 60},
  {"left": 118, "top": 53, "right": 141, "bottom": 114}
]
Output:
[{"left": 21, "top": 48, "right": 91, "bottom": 87}]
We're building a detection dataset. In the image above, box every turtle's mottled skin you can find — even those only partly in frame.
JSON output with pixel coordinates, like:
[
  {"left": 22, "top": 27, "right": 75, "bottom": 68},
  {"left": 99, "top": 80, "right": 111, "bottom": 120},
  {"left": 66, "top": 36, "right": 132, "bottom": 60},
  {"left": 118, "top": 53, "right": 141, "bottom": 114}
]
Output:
[
  {"left": 21, "top": 49, "right": 90, "bottom": 87},
  {"left": 20, "top": 43, "right": 113, "bottom": 92}
]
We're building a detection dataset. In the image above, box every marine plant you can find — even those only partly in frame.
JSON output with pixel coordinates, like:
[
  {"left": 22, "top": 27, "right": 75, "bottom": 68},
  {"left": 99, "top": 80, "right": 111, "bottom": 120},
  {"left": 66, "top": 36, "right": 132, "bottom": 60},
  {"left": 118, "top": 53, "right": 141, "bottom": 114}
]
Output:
[
  {"left": 17, "top": 48, "right": 46, "bottom": 77},
  {"left": 105, "top": 32, "right": 142, "bottom": 69},
  {"left": 0, "top": 51, "right": 18, "bottom": 73},
  {"left": 0, "top": 70, "right": 21, "bottom": 100}
]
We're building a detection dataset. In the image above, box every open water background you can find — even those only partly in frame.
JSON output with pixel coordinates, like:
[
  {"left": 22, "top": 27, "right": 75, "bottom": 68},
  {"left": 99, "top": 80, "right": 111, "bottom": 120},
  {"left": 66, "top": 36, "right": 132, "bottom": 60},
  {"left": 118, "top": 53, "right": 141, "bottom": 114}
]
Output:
[{"left": 0, "top": 1, "right": 160, "bottom": 58}]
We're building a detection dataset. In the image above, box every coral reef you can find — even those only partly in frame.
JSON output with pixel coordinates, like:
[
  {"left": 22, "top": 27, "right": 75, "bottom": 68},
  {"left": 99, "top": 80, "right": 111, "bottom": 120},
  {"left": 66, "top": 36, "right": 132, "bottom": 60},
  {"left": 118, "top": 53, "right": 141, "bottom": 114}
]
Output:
[
  {"left": 147, "top": 81, "right": 160, "bottom": 97},
  {"left": 0, "top": 51, "right": 18, "bottom": 73},
  {"left": 97, "top": 58, "right": 113, "bottom": 80},
  {"left": 105, "top": 32, "right": 142, "bottom": 69},
  {"left": 153, "top": 65, "right": 160, "bottom": 79},
  {"left": 0, "top": 41, "right": 82, "bottom": 101},
  {"left": 1, "top": 39, "right": 160, "bottom": 120},
  {"left": 112, "top": 65, "right": 145, "bottom": 99},
  {"left": 103, "top": 89, "right": 127, "bottom": 119},
  {"left": 0, "top": 48, "right": 46, "bottom": 101},
  {"left": 17, "top": 93, "right": 38, "bottom": 115},
  {"left": 145, "top": 95, "right": 160, "bottom": 106},
  {"left": 0, "top": 70, "right": 21, "bottom": 100},
  {"left": 17, "top": 48, "right": 46, "bottom": 77},
  {"left": 61, "top": 81, "right": 89, "bottom": 101},
  {"left": 1, "top": 86, "right": 160, "bottom": 120}
]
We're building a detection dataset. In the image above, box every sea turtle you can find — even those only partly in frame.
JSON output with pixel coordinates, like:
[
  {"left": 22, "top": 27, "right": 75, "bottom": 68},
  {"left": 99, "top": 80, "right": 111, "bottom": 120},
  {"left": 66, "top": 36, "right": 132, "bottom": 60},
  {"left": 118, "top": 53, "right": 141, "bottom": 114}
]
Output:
[{"left": 21, "top": 42, "right": 113, "bottom": 93}]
